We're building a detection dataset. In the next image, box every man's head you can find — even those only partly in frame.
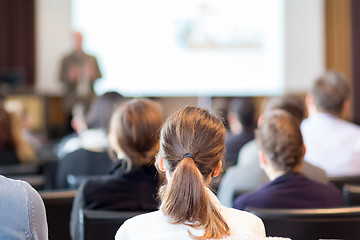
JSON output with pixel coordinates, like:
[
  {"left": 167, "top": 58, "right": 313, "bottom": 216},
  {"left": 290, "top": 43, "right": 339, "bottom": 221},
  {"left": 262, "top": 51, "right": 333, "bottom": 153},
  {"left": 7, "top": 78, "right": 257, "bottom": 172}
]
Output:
[
  {"left": 263, "top": 94, "right": 305, "bottom": 125},
  {"left": 73, "top": 31, "right": 83, "bottom": 52},
  {"left": 309, "top": 71, "right": 349, "bottom": 116},
  {"left": 227, "top": 98, "right": 255, "bottom": 134},
  {"left": 256, "top": 110, "right": 305, "bottom": 174}
]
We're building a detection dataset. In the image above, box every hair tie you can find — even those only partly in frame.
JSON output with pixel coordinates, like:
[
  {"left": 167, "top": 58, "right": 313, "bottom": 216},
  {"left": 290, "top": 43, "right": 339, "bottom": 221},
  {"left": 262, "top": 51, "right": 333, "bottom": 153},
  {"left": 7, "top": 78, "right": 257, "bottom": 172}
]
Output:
[{"left": 183, "top": 153, "right": 195, "bottom": 160}]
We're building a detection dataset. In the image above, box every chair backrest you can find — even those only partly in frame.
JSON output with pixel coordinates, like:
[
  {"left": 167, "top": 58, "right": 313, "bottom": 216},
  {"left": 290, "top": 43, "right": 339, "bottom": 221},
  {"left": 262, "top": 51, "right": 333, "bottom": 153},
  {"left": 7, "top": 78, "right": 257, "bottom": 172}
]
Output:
[
  {"left": 329, "top": 175, "right": 360, "bottom": 190},
  {"left": 79, "top": 209, "right": 149, "bottom": 240},
  {"left": 40, "top": 190, "right": 77, "bottom": 240},
  {"left": 248, "top": 207, "right": 360, "bottom": 240},
  {"left": 343, "top": 184, "right": 360, "bottom": 206}
]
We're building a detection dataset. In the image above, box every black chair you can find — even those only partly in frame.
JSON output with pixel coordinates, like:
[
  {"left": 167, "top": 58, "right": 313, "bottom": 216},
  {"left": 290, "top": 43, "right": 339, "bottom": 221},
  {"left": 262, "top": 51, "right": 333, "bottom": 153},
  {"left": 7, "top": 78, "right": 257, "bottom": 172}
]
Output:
[
  {"left": 248, "top": 207, "right": 360, "bottom": 240},
  {"left": 79, "top": 209, "right": 149, "bottom": 240},
  {"left": 343, "top": 184, "right": 360, "bottom": 206},
  {"left": 0, "top": 163, "right": 46, "bottom": 189},
  {"left": 40, "top": 190, "right": 77, "bottom": 240},
  {"left": 329, "top": 175, "right": 360, "bottom": 191}
]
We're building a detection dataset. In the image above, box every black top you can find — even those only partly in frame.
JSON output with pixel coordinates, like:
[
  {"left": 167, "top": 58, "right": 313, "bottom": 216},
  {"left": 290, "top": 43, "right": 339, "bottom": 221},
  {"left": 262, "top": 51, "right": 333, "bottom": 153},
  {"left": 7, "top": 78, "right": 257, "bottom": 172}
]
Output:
[
  {"left": 0, "top": 150, "right": 20, "bottom": 165},
  {"left": 70, "top": 161, "right": 159, "bottom": 240},
  {"left": 234, "top": 172, "right": 343, "bottom": 210},
  {"left": 56, "top": 148, "right": 113, "bottom": 189},
  {"left": 224, "top": 128, "right": 255, "bottom": 168}
]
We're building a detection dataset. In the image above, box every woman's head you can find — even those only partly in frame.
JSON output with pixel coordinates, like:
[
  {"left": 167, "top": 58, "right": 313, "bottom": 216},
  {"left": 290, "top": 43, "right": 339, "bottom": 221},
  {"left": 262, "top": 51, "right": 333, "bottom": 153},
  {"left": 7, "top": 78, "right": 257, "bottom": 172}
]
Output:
[
  {"left": 86, "top": 91, "right": 124, "bottom": 132},
  {"left": 157, "top": 106, "right": 229, "bottom": 240},
  {"left": 256, "top": 110, "right": 304, "bottom": 173},
  {"left": 109, "top": 98, "right": 163, "bottom": 168},
  {"left": 158, "top": 106, "right": 225, "bottom": 179}
]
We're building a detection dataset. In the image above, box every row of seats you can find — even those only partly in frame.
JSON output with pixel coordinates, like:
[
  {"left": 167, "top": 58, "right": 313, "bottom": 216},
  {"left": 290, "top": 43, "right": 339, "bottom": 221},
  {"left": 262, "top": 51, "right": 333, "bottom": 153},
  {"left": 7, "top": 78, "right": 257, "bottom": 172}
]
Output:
[{"left": 40, "top": 184, "right": 360, "bottom": 240}]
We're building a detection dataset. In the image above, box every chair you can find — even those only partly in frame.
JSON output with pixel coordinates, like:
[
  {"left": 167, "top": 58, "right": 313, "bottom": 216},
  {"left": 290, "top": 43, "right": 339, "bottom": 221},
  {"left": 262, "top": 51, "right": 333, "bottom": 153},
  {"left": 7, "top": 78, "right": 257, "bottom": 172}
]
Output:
[
  {"left": 79, "top": 209, "right": 149, "bottom": 240},
  {"left": 343, "top": 184, "right": 360, "bottom": 206},
  {"left": 328, "top": 175, "right": 360, "bottom": 190},
  {"left": 0, "top": 163, "right": 45, "bottom": 189},
  {"left": 40, "top": 190, "right": 77, "bottom": 240},
  {"left": 248, "top": 207, "right": 360, "bottom": 240}
]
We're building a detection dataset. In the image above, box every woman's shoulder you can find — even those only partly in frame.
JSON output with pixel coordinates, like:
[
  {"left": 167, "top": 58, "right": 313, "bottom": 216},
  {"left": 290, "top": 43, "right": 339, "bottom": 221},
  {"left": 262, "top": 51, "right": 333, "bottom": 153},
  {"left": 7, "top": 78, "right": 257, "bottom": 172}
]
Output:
[
  {"left": 222, "top": 205, "right": 263, "bottom": 222},
  {"left": 221, "top": 206, "right": 266, "bottom": 238}
]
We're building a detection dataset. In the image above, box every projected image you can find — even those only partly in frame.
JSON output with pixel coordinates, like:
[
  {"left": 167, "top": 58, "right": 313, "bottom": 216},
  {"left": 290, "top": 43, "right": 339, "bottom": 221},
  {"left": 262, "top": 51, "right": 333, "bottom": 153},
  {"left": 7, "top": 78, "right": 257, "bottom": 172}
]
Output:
[
  {"left": 176, "top": 3, "right": 263, "bottom": 49},
  {"left": 72, "top": 0, "right": 284, "bottom": 97}
]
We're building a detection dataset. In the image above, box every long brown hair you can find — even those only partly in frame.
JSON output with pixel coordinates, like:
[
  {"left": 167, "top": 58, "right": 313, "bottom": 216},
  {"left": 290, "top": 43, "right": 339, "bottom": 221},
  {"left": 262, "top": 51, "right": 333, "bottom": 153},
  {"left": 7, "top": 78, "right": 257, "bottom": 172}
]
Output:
[
  {"left": 109, "top": 98, "right": 163, "bottom": 170},
  {"left": 158, "top": 106, "right": 229, "bottom": 240}
]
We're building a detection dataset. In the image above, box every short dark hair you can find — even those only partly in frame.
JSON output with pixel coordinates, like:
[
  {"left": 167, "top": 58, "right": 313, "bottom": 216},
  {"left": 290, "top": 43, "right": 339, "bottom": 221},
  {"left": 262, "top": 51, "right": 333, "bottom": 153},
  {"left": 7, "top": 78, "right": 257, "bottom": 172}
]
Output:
[
  {"left": 86, "top": 91, "right": 124, "bottom": 131},
  {"left": 256, "top": 110, "right": 304, "bottom": 172},
  {"left": 229, "top": 98, "right": 255, "bottom": 128},
  {"left": 264, "top": 94, "right": 305, "bottom": 124},
  {"left": 311, "top": 71, "right": 349, "bottom": 115}
]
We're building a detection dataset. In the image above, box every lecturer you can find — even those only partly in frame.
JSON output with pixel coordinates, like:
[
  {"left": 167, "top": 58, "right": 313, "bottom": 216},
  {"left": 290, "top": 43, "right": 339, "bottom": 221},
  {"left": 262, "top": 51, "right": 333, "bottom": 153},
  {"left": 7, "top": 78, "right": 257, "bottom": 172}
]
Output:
[{"left": 60, "top": 31, "right": 102, "bottom": 113}]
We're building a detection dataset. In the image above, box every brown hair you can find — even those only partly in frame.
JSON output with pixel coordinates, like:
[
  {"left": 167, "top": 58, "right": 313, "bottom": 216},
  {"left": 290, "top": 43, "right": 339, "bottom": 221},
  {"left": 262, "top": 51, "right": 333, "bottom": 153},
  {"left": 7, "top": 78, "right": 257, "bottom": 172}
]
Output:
[
  {"left": 86, "top": 91, "right": 124, "bottom": 132},
  {"left": 158, "top": 106, "right": 229, "bottom": 240},
  {"left": 109, "top": 98, "right": 163, "bottom": 170},
  {"left": 312, "top": 71, "right": 349, "bottom": 115},
  {"left": 0, "top": 105, "right": 16, "bottom": 151},
  {"left": 256, "top": 110, "right": 304, "bottom": 172},
  {"left": 264, "top": 94, "right": 305, "bottom": 124}
]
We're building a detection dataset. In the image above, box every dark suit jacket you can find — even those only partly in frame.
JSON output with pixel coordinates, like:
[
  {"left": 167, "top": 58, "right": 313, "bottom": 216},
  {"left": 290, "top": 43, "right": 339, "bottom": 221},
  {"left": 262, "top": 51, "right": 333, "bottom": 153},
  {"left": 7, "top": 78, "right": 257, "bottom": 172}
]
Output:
[
  {"left": 233, "top": 172, "right": 343, "bottom": 210},
  {"left": 70, "top": 161, "right": 159, "bottom": 240}
]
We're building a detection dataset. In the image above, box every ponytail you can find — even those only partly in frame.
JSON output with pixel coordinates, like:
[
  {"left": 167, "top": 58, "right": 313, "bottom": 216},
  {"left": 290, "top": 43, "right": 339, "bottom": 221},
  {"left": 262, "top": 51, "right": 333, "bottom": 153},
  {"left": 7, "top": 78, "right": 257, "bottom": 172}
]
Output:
[{"left": 160, "top": 157, "right": 230, "bottom": 240}]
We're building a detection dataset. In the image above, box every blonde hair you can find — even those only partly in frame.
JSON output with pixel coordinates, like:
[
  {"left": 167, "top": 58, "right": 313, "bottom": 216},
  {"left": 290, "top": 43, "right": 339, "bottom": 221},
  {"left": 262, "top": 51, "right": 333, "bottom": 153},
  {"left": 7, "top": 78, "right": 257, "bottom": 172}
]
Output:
[
  {"left": 158, "top": 106, "right": 229, "bottom": 240},
  {"left": 109, "top": 98, "right": 163, "bottom": 170}
]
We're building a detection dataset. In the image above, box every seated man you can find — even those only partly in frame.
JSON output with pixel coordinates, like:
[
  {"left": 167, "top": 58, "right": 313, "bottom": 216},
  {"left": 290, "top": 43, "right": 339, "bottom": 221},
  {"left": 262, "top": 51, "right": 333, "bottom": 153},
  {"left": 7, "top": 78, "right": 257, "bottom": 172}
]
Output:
[
  {"left": 233, "top": 110, "right": 343, "bottom": 210},
  {"left": 217, "top": 95, "right": 327, "bottom": 207},
  {"left": 301, "top": 71, "right": 360, "bottom": 176},
  {"left": 225, "top": 98, "right": 256, "bottom": 169}
]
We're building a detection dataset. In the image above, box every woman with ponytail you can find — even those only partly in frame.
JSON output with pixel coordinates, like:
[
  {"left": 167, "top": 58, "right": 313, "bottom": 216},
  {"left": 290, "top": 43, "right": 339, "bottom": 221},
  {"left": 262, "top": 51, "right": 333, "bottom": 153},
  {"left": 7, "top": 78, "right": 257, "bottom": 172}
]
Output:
[{"left": 115, "top": 106, "right": 265, "bottom": 240}]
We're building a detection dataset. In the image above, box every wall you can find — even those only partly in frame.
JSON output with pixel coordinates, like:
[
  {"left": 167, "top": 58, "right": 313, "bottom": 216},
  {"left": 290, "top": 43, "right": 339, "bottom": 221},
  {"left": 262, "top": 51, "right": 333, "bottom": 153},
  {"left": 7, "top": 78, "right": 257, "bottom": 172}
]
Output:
[
  {"left": 35, "top": 0, "right": 72, "bottom": 95},
  {"left": 34, "top": 0, "right": 325, "bottom": 96},
  {"left": 284, "top": 0, "right": 325, "bottom": 93}
]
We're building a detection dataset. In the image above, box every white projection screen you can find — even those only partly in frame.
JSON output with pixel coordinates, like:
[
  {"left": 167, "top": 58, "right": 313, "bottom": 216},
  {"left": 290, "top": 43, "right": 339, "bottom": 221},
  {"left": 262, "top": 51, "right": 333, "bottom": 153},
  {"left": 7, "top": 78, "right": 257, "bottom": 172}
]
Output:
[{"left": 72, "top": 0, "right": 285, "bottom": 97}]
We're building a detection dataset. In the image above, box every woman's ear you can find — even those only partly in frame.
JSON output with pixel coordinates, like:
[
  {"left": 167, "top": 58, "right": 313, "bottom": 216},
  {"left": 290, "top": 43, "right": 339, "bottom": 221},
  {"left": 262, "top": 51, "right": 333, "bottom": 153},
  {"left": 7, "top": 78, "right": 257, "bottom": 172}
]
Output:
[
  {"left": 157, "top": 158, "right": 166, "bottom": 172},
  {"left": 212, "top": 160, "right": 222, "bottom": 178}
]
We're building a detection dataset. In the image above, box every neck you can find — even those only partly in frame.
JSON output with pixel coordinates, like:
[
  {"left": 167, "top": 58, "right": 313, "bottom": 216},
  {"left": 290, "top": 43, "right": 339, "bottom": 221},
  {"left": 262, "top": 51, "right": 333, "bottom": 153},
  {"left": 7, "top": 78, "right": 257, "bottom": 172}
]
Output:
[{"left": 265, "top": 162, "right": 302, "bottom": 181}]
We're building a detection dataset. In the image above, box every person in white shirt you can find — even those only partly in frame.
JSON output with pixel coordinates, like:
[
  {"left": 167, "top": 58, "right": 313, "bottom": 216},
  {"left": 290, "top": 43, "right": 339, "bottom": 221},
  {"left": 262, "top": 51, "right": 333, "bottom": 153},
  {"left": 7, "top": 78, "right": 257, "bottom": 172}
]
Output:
[
  {"left": 301, "top": 71, "right": 360, "bottom": 176},
  {"left": 115, "top": 106, "right": 266, "bottom": 240}
]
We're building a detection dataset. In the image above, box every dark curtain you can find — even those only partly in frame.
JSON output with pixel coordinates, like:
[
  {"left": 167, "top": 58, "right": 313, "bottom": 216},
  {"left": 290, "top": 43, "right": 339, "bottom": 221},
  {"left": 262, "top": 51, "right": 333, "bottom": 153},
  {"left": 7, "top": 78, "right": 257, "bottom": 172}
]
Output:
[{"left": 0, "top": 0, "right": 35, "bottom": 86}]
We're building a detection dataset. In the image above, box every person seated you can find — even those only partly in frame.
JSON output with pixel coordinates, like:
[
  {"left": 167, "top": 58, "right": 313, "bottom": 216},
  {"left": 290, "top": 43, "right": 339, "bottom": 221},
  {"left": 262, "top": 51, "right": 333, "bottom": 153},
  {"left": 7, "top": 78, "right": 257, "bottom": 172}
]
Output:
[
  {"left": 0, "top": 175, "right": 48, "bottom": 239},
  {"left": 56, "top": 92, "right": 123, "bottom": 189},
  {"left": 0, "top": 103, "right": 37, "bottom": 165},
  {"left": 115, "top": 106, "right": 265, "bottom": 240},
  {"left": 70, "top": 98, "right": 163, "bottom": 240},
  {"left": 217, "top": 95, "right": 328, "bottom": 207},
  {"left": 225, "top": 97, "right": 256, "bottom": 169},
  {"left": 301, "top": 71, "right": 360, "bottom": 176},
  {"left": 233, "top": 110, "right": 343, "bottom": 210}
]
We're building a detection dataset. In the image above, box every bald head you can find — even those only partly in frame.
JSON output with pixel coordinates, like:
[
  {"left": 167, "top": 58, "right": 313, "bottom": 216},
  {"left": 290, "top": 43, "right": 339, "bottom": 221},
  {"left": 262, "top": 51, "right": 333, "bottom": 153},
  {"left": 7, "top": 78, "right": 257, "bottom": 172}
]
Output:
[{"left": 73, "top": 32, "right": 83, "bottom": 52}]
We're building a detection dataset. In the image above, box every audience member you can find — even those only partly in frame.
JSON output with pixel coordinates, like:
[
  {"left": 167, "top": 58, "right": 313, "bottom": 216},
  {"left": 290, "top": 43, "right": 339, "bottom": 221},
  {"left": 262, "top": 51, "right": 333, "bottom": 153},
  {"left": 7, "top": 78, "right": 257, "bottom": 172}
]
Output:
[
  {"left": 0, "top": 175, "right": 48, "bottom": 239},
  {"left": 218, "top": 95, "right": 327, "bottom": 207},
  {"left": 225, "top": 97, "right": 255, "bottom": 168},
  {"left": 70, "top": 98, "right": 162, "bottom": 240},
  {"left": 0, "top": 103, "right": 37, "bottom": 165},
  {"left": 115, "top": 106, "right": 265, "bottom": 240},
  {"left": 233, "top": 110, "right": 343, "bottom": 210},
  {"left": 60, "top": 31, "right": 102, "bottom": 114},
  {"left": 56, "top": 92, "right": 123, "bottom": 189},
  {"left": 301, "top": 71, "right": 360, "bottom": 176}
]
